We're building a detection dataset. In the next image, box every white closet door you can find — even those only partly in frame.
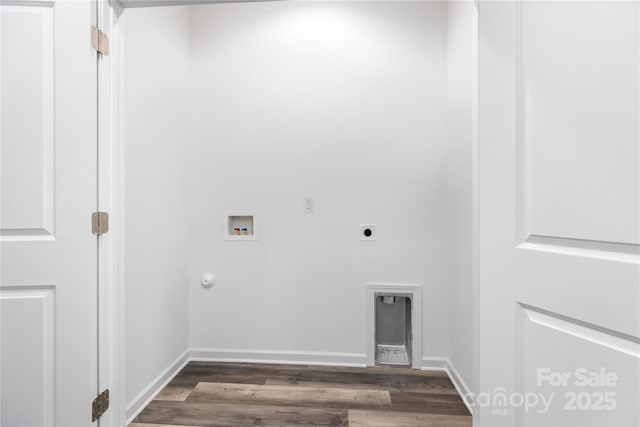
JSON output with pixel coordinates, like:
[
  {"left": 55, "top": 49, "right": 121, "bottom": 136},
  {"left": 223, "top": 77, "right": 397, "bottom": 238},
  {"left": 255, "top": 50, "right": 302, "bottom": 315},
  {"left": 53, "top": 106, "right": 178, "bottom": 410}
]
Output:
[
  {"left": 478, "top": 1, "right": 639, "bottom": 426},
  {"left": 1, "top": 0, "right": 98, "bottom": 425}
]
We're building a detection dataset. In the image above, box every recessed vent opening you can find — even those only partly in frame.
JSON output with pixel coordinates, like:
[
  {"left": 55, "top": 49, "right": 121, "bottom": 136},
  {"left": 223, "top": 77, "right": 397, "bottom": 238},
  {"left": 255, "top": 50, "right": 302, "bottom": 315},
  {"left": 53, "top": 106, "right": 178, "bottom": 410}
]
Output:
[{"left": 375, "top": 293, "right": 413, "bottom": 367}]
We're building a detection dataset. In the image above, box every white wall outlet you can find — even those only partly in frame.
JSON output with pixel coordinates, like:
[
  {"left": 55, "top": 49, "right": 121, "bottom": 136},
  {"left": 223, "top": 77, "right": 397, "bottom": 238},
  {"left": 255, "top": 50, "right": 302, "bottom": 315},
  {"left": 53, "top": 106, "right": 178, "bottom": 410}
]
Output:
[
  {"left": 360, "top": 224, "right": 376, "bottom": 241},
  {"left": 303, "top": 197, "right": 314, "bottom": 213}
]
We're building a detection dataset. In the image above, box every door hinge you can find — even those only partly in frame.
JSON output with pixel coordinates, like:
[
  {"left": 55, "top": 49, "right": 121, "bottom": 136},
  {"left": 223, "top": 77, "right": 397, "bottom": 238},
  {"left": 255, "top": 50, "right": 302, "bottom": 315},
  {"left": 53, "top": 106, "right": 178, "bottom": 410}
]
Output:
[
  {"left": 92, "top": 212, "right": 109, "bottom": 235},
  {"left": 92, "top": 389, "right": 110, "bottom": 422},
  {"left": 91, "top": 26, "right": 110, "bottom": 56}
]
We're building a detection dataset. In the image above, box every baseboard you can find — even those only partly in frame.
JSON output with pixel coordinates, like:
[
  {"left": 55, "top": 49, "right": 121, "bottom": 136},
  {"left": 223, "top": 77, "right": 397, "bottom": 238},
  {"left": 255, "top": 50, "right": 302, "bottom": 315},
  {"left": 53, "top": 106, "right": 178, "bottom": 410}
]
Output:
[
  {"left": 422, "top": 356, "right": 473, "bottom": 415},
  {"left": 189, "top": 348, "right": 367, "bottom": 367},
  {"left": 126, "top": 350, "right": 190, "bottom": 424},
  {"left": 420, "top": 356, "right": 449, "bottom": 371},
  {"left": 446, "top": 358, "right": 474, "bottom": 414}
]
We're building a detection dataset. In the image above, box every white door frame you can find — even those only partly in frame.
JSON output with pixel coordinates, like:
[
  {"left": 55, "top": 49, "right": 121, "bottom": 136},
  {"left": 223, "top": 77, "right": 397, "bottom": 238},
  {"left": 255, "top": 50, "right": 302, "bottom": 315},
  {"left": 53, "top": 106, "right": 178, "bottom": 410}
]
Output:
[
  {"left": 97, "top": 2, "right": 229, "bottom": 425},
  {"left": 97, "top": 0, "right": 126, "bottom": 425},
  {"left": 471, "top": 2, "right": 480, "bottom": 425},
  {"left": 97, "top": 2, "right": 482, "bottom": 426},
  {"left": 96, "top": 2, "right": 308, "bottom": 425}
]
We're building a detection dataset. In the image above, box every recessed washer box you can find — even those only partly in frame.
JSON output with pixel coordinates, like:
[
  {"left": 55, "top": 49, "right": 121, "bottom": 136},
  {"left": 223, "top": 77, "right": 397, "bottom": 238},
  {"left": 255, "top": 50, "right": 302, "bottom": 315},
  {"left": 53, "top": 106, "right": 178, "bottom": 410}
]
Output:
[{"left": 225, "top": 215, "right": 258, "bottom": 241}]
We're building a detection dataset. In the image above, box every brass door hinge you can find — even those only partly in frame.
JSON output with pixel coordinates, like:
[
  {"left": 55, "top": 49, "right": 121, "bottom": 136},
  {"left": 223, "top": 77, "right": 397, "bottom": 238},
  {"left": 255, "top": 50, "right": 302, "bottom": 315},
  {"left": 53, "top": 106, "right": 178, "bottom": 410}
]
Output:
[
  {"left": 92, "top": 389, "right": 110, "bottom": 422},
  {"left": 92, "top": 212, "right": 109, "bottom": 235},
  {"left": 91, "top": 26, "right": 110, "bottom": 56}
]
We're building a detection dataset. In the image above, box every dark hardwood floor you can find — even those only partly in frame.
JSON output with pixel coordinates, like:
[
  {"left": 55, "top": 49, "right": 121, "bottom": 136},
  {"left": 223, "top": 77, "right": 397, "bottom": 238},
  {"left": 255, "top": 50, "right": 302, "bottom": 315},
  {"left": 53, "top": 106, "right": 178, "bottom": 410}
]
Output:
[{"left": 130, "top": 362, "right": 472, "bottom": 427}]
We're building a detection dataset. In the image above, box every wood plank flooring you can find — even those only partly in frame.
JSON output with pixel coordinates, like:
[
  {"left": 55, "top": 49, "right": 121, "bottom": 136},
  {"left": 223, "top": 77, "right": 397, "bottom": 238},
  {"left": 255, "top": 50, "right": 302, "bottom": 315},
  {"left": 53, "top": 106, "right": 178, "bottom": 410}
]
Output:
[{"left": 130, "top": 362, "right": 472, "bottom": 427}]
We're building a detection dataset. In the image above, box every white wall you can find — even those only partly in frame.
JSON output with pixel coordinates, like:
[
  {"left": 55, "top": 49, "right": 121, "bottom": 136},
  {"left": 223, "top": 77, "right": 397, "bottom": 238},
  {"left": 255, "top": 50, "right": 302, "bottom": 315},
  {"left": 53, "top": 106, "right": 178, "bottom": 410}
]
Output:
[
  {"left": 187, "top": 1, "right": 450, "bottom": 363},
  {"left": 446, "top": 0, "right": 475, "bottom": 392},
  {"left": 123, "top": 6, "right": 190, "bottom": 409}
]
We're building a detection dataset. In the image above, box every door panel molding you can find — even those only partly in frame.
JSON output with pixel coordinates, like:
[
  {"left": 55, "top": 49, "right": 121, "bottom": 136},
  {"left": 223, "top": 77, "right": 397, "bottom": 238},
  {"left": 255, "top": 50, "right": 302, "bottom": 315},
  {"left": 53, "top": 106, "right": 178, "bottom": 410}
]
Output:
[
  {"left": 519, "top": 303, "right": 640, "bottom": 358},
  {"left": 0, "top": 2, "right": 55, "bottom": 239},
  {"left": 0, "top": 1, "right": 55, "bottom": 6},
  {"left": 516, "top": 303, "right": 640, "bottom": 426},
  {"left": 514, "top": 0, "right": 640, "bottom": 247},
  {"left": 517, "top": 235, "right": 640, "bottom": 265},
  {"left": 0, "top": 286, "right": 55, "bottom": 426}
]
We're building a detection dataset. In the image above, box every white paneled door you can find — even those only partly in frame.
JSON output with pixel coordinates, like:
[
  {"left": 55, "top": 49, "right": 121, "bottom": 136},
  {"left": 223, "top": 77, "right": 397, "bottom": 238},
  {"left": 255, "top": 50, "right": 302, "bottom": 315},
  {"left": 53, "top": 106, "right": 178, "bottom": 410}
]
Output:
[
  {"left": 1, "top": 0, "right": 98, "bottom": 426},
  {"left": 478, "top": 1, "right": 639, "bottom": 426}
]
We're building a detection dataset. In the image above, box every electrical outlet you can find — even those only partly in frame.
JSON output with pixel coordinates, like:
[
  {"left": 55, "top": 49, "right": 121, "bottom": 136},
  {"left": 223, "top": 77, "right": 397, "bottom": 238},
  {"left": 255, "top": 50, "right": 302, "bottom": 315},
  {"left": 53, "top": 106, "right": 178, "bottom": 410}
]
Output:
[
  {"left": 303, "top": 197, "right": 314, "bottom": 213},
  {"left": 360, "top": 224, "right": 376, "bottom": 241}
]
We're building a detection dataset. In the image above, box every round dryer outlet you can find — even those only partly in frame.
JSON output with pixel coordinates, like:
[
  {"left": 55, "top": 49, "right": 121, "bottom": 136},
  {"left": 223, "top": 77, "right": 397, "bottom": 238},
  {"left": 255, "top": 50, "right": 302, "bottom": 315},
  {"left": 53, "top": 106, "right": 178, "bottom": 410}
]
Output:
[{"left": 360, "top": 224, "right": 376, "bottom": 241}]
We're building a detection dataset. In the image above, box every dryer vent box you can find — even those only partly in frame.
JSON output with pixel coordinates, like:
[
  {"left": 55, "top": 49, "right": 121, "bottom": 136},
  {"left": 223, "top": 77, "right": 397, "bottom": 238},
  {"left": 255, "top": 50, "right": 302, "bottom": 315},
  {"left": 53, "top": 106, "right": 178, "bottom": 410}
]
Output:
[{"left": 375, "top": 293, "right": 412, "bottom": 366}]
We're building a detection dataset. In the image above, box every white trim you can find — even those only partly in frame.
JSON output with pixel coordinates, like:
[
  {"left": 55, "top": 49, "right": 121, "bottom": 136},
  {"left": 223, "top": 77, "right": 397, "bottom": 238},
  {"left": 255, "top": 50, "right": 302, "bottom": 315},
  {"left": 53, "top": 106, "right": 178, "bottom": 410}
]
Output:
[
  {"left": 126, "top": 350, "right": 190, "bottom": 425},
  {"left": 365, "top": 283, "right": 422, "bottom": 369},
  {"left": 420, "top": 355, "right": 449, "bottom": 371},
  {"left": 471, "top": 1, "right": 480, "bottom": 426},
  {"left": 421, "top": 356, "right": 474, "bottom": 415},
  {"left": 119, "top": 0, "right": 278, "bottom": 8},
  {"left": 98, "top": 0, "right": 126, "bottom": 425},
  {"left": 0, "top": 0, "right": 55, "bottom": 6},
  {"left": 445, "top": 358, "right": 474, "bottom": 415},
  {"left": 517, "top": 235, "right": 640, "bottom": 265},
  {"left": 190, "top": 348, "right": 367, "bottom": 367}
]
